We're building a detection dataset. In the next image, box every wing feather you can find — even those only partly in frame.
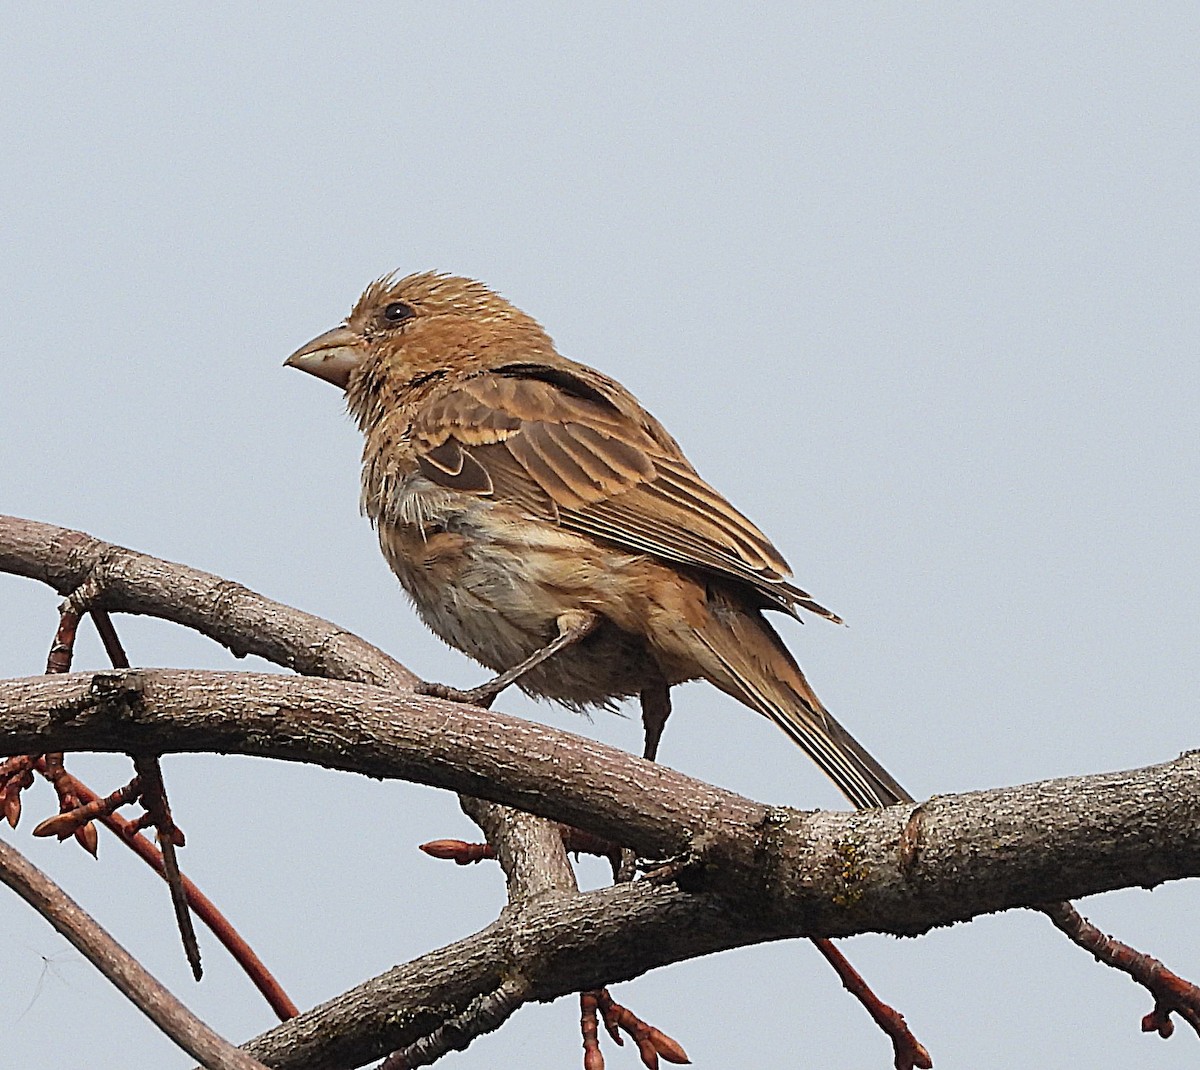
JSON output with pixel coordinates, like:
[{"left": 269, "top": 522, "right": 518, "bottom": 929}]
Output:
[{"left": 408, "top": 370, "right": 840, "bottom": 621}]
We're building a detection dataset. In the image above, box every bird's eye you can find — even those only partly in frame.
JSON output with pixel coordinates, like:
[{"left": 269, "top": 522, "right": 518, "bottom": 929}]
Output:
[{"left": 382, "top": 301, "right": 415, "bottom": 324}]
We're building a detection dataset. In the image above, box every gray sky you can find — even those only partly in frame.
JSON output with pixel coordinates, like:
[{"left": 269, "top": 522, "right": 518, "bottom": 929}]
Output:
[{"left": 3, "top": 6, "right": 1198, "bottom": 1068}]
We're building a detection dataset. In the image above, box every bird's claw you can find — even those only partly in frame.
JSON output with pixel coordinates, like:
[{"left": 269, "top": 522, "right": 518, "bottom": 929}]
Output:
[{"left": 415, "top": 680, "right": 499, "bottom": 708}]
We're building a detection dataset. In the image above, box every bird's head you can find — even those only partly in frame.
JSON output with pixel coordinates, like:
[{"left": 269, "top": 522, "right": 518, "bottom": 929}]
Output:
[{"left": 284, "top": 271, "right": 551, "bottom": 393}]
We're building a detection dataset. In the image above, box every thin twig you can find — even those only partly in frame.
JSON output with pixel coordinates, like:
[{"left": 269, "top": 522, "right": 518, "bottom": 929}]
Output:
[
  {"left": 87, "top": 607, "right": 203, "bottom": 978},
  {"left": 591, "top": 988, "right": 689, "bottom": 1068},
  {"left": 0, "top": 754, "right": 36, "bottom": 828},
  {"left": 31, "top": 757, "right": 300, "bottom": 1021},
  {"left": 32, "top": 599, "right": 292, "bottom": 1006},
  {"left": 132, "top": 752, "right": 203, "bottom": 980},
  {"left": 0, "top": 836, "right": 270, "bottom": 1070},
  {"left": 5, "top": 516, "right": 1200, "bottom": 1068},
  {"left": 812, "top": 938, "right": 931, "bottom": 1069},
  {"left": 32, "top": 773, "right": 142, "bottom": 838},
  {"left": 1040, "top": 901, "right": 1200, "bottom": 1038},
  {"left": 41, "top": 604, "right": 97, "bottom": 852},
  {"left": 420, "top": 824, "right": 622, "bottom": 873},
  {"left": 582, "top": 990, "right": 605, "bottom": 1070}
]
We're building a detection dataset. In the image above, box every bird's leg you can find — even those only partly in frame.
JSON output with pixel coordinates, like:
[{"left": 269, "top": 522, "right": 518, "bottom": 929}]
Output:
[
  {"left": 639, "top": 681, "right": 672, "bottom": 762},
  {"left": 417, "top": 610, "right": 600, "bottom": 709},
  {"left": 612, "top": 681, "right": 675, "bottom": 883}
]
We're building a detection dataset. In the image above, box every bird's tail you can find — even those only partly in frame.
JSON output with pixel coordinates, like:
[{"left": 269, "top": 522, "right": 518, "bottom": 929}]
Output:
[{"left": 690, "top": 592, "right": 913, "bottom": 809}]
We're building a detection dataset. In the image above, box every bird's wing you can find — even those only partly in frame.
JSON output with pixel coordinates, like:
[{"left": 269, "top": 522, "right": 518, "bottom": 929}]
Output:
[{"left": 411, "top": 365, "right": 840, "bottom": 621}]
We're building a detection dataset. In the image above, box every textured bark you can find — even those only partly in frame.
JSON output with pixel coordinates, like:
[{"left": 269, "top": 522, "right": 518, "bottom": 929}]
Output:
[
  {"left": 243, "top": 881, "right": 764, "bottom": 1070},
  {"left": 3, "top": 670, "right": 1199, "bottom": 937},
  {"left": 374, "top": 800, "right": 579, "bottom": 1068},
  {"left": 0, "top": 838, "right": 270, "bottom": 1070},
  {"left": 459, "top": 797, "right": 580, "bottom": 905},
  {"left": 0, "top": 513, "right": 415, "bottom": 689},
  {"left": 5, "top": 513, "right": 1200, "bottom": 1070}
]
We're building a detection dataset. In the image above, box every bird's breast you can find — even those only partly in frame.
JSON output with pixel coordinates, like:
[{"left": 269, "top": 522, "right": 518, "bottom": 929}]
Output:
[{"left": 369, "top": 470, "right": 674, "bottom": 707}]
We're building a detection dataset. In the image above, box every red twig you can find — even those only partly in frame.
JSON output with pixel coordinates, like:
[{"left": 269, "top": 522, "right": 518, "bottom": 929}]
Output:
[
  {"left": 812, "top": 938, "right": 931, "bottom": 1069},
  {"left": 1040, "top": 901, "right": 1200, "bottom": 1039},
  {"left": 45, "top": 604, "right": 81, "bottom": 675},
  {"left": 18, "top": 603, "right": 297, "bottom": 1018},
  {"left": 0, "top": 755, "right": 37, "bottom": 829},
  {"left": 33, "top": 774, "right": 143, "bottom": 838},
  {"left": 420, "top": 825, "right": 623, "bottom": 871},
  {"left": 1, "top": 603, "right": 93, "bottom": 841},
  {"left": 40, "top": 604, "right": 97, "bottom": 853},
  {"left": 31, "top": 758, "right": 300, "bottom": 1021},
  {"left": 560, "top": 826, "right": 625, "bottom": 873},
  {"left": 581, "top": 988, "right": 689, "bottom": 1070},
  {"left": 40, "top": 750, "right": 95, "bottom": 853},
  {"left": 581, "top": 990, "right": 605, "bottom": 1070}
]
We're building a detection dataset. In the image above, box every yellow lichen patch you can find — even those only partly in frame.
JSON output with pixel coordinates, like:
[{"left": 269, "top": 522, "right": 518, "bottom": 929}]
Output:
[{"left": 831, "top": 839, "right": 868, "bottom": 910}]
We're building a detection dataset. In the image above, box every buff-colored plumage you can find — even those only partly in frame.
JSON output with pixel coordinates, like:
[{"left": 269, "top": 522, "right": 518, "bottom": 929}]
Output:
[{"left": 286, "top": 271, "right": 908, "bottom": 809}]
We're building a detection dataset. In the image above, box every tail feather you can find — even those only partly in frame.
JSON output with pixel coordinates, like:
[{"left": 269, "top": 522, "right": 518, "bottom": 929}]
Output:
[{"left": 691, "top": 600, "right": 912, "bottom": 810}]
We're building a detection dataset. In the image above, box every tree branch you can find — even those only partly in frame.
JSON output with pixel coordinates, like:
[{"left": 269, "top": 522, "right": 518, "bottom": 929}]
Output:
[
  {"left": 3, "top": 669, "right": 1199, "bottom": 935},
  {"left": 460, "top": 797, "right": 581, "bottom": 906},
  {"left": 2, "top": 513, "right": 677, "bottom": 1066},
  {"left": 376, "top": 800, "right": 577, "bottom": 1068},
  {"left": 0, "top": 513, "right": 415, "bottom": 689},
  {"left": 5, "top": 514, "right": 1200, "bottom": 1069},
  {"left": 0, "top": 835, "right": 270, "bottom": 1070}
]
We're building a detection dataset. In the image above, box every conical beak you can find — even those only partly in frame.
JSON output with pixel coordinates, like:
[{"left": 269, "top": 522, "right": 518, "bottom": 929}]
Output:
[{"left": 284, "top": 326, "right": 367, "bottom": 389}]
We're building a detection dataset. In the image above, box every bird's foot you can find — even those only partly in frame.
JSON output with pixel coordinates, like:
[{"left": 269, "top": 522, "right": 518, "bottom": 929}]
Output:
[
  {"left": 415, "top": 679, "right": 501, "bottom": 708},
  {"left": 416, "top": 611, "right": 602, "bottom": 710}
]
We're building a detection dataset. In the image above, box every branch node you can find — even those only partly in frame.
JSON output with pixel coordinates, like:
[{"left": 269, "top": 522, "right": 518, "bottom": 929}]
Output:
[
  {"left": 379, "top": 975, "right": 529, "bottom": 1069},
  {"left": 898, "top": 801, "right": 928, "bottom": 876}
]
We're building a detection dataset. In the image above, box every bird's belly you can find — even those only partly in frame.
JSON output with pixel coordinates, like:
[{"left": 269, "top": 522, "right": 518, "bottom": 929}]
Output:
[{"left": 376, "top": 503, "right": 665, "bottom": 710}]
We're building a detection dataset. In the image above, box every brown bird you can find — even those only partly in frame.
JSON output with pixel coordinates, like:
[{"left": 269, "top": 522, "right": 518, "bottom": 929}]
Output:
[{"left": 285, "top": 272, "right": 908, "bottom": 809}]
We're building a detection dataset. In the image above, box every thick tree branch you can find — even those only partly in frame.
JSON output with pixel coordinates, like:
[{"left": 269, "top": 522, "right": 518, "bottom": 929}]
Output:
[
  {"left": 5, "top": 514, "right": 1199, "bottom": 1068},
  {"left": 243, "top": 878, "right": 755, "bottom": 1070},
  {"left": 0, "top": 513, "right": 415, "bottom": 689},
  {"left": 0, "top": 669, "right": 755, "bottom": 861},
  {"left": 0, "top": 513, "right": 628, "bottom": 1064},
  {"left": 233, "top": 738, "right": 1200, "bottom": 1070},
  {"left": 3, "top": 669, "right": 1199, "bottom": 936}
]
